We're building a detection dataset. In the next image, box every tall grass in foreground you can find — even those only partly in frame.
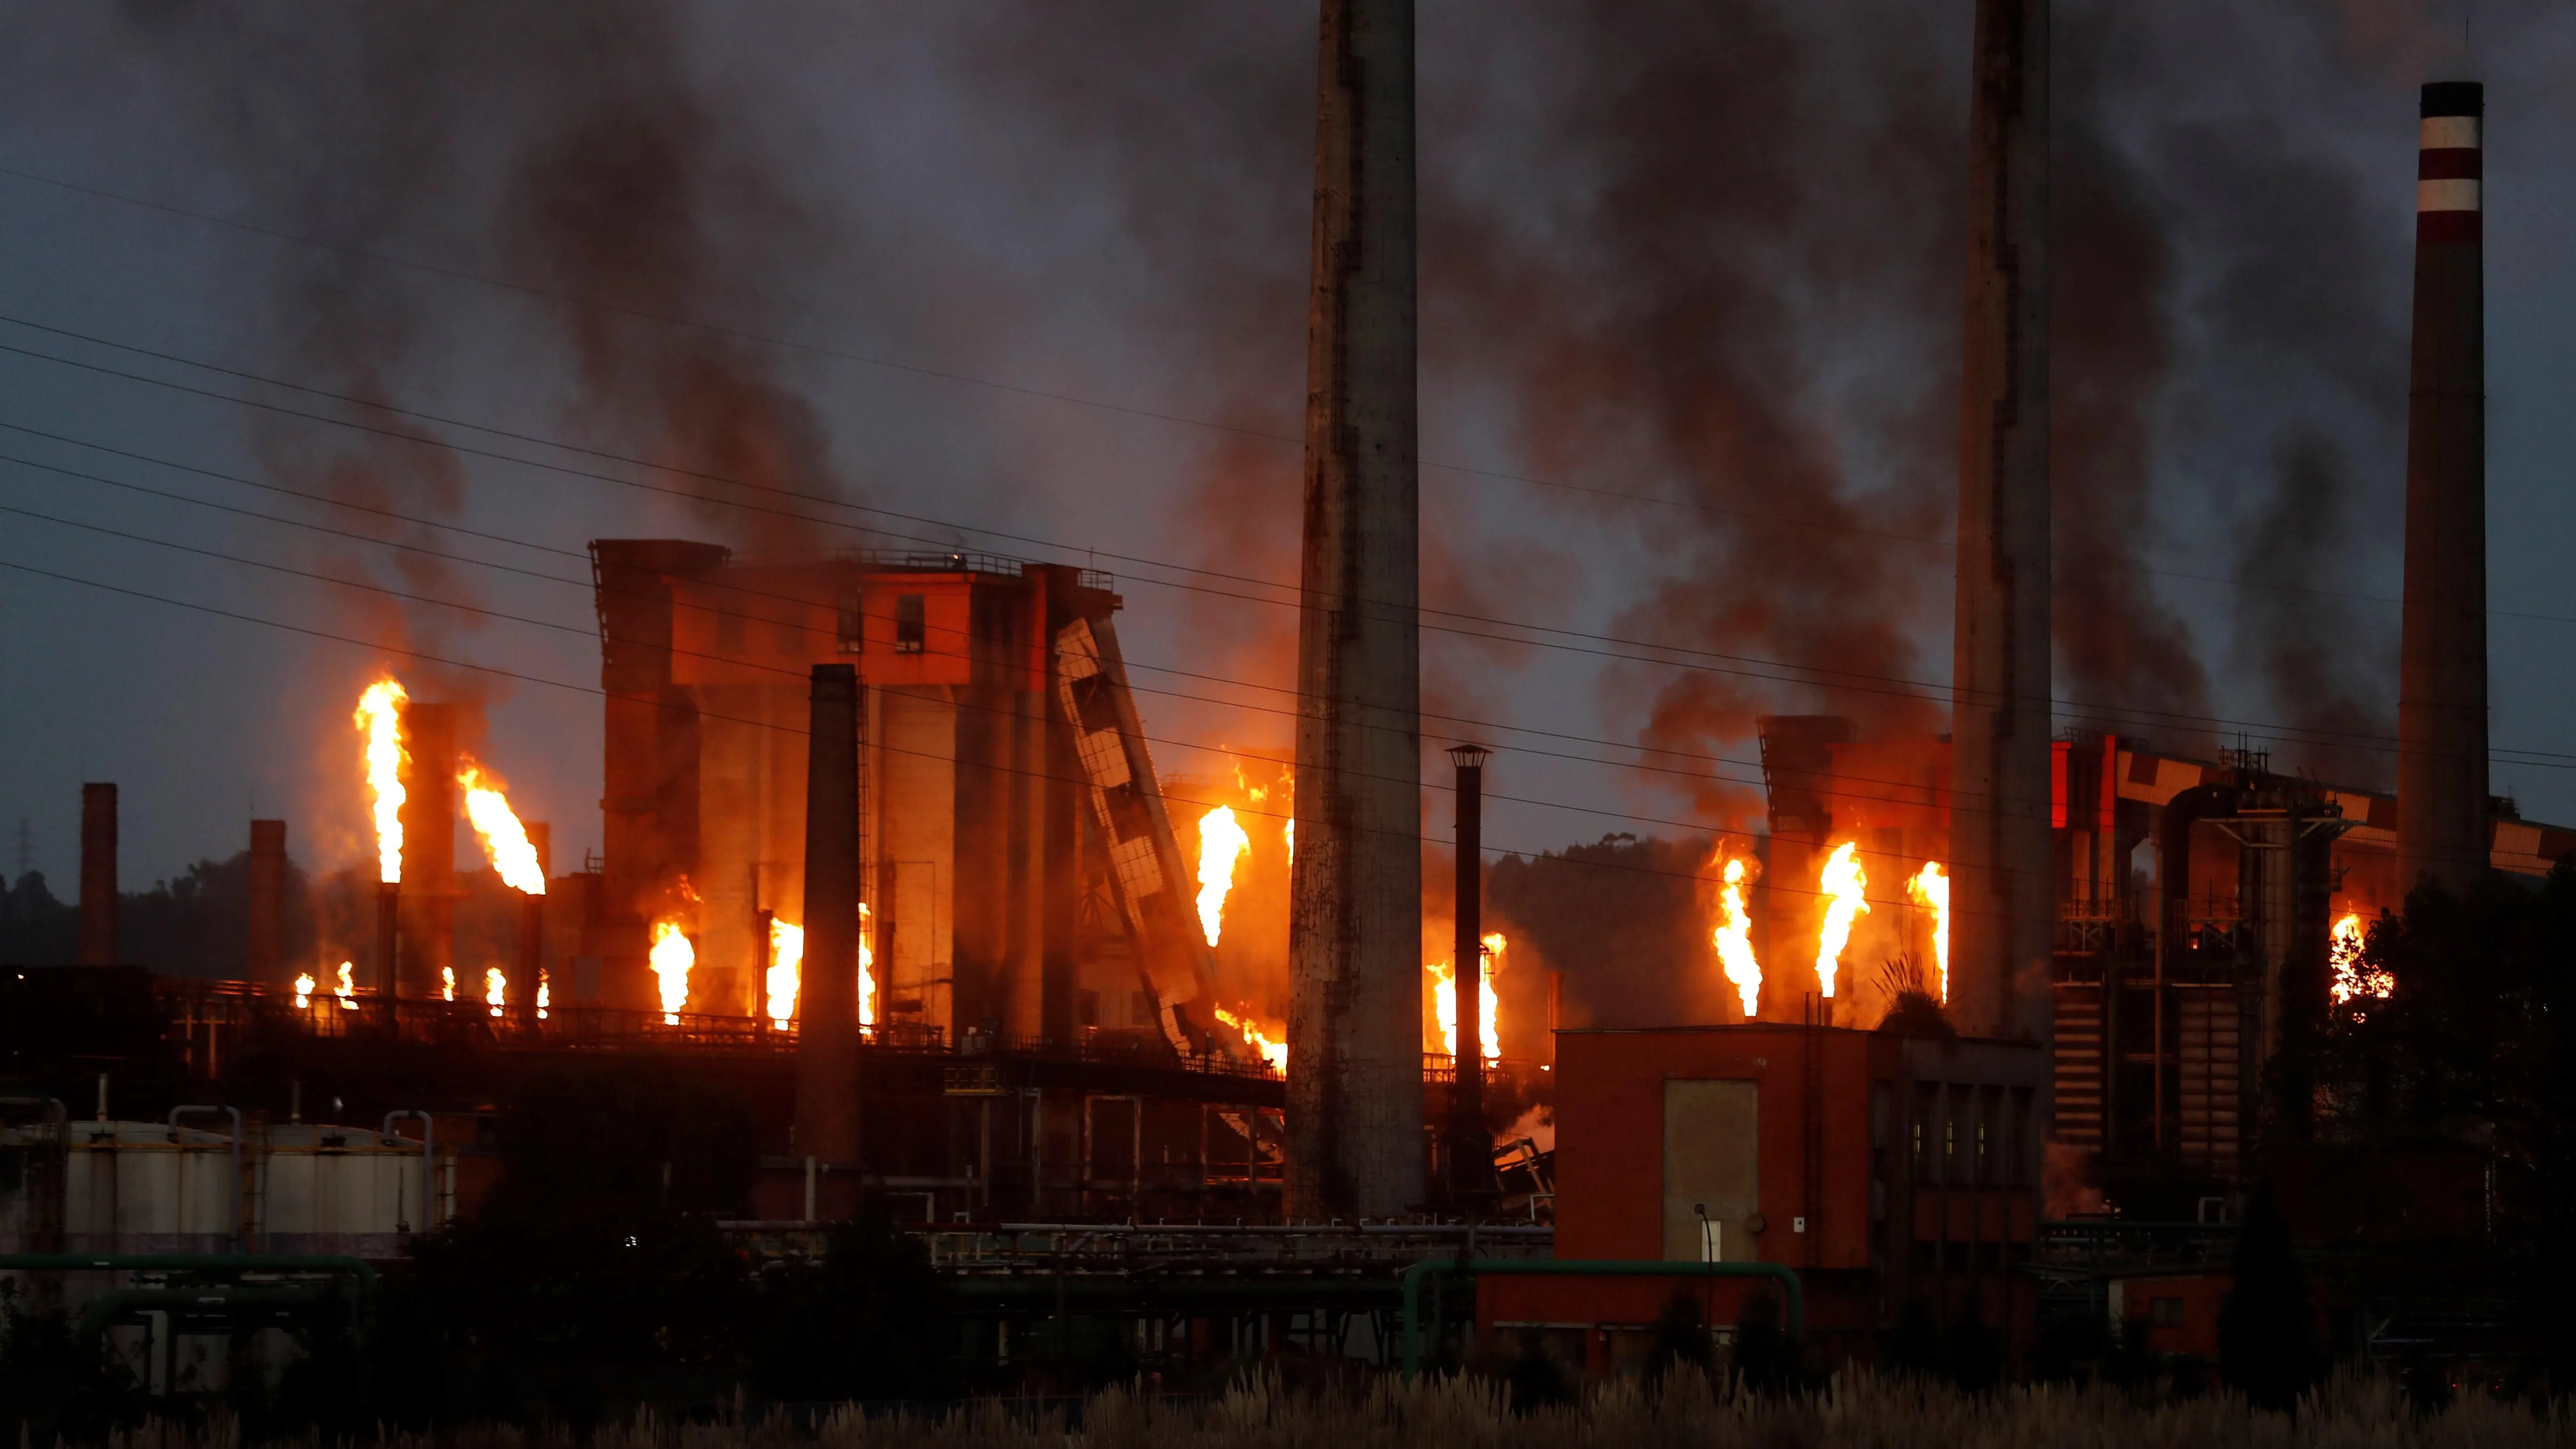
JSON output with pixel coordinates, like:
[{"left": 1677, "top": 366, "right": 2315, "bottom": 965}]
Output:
[{"left": 79, "top": 1371, "right": 2576, "bottom": 1449}]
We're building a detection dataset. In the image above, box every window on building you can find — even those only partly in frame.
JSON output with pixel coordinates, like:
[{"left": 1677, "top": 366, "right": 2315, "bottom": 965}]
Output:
[
  {"left": 2150, "top": 1296, "right": 2184, "bottom": 1328},
  {"left": 837, "top": 596, "right": 864, "bottom": 654},
  {"left": 895, "top": 593, "right": 926, "bottom": 653}
]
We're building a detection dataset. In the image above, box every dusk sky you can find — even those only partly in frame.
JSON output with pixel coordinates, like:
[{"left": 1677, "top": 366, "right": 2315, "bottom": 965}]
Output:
[{"left": 2, "top": 0, "right": 2571, "bottom": 893}]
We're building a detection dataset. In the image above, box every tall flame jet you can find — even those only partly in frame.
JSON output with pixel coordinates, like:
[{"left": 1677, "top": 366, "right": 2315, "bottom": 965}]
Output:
[
  {"left": 354, "top": 679, "right": 408, "bottom": 883},
  {"left": 1194, "top": 805, "right": 1252, "bottom": 946},
  {"left": 1714, "top": 856, "right": 1762, "bottom": 1019},
  {"left": 1908, "top": 863, "right": 1950, "bottom": 1004},
  {"left": 459, "top": 764, "right": 546, "bottom": 894},
  {"left": 1814, "top": 842, "right": 1869, "bottom": 1000}
]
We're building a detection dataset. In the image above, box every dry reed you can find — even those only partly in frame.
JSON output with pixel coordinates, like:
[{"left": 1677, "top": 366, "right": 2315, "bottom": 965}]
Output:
[{"left": 83, "top": 1371, "right": 2576, "bottom": 1449}]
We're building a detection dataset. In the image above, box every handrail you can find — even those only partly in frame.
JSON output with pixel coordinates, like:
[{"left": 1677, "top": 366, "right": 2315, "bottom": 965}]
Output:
[
  {"left": 1399, "top": 1257, "right": 1805, "bottom": 1380},
  {"left": 0, "top": 1252, "right": 378, "bottom": 1289}
]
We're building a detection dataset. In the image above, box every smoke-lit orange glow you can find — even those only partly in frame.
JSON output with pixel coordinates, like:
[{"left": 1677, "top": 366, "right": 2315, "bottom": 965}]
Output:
[
  {"left": 1814, "top": 841, "right": 1869, "bottom": 1000},
  {"left": 2329, "top": 912, "right": 2390, "bottom": 1006},
  {"left": 334, "top": 961, "right": 355, "bottom": 1009},
  {"left": 484, "top": 966, "right": 506, "bottom": 1018},
  {"left": 441, "top": 966, "right": 456, "bottom": 1003},
  {"left": 1214, "top": 1006, "right": 1287, "bottom": 1073},
  {"left": 1713, "top": 856, "right": 1763, "bottom": 1019},
  {"left": 1426, "top": 936, "right": 1503, "bottom": 1062},
  {"left": 293, "top": 972, "right": 315, "bottom": 1009},
  {"left": 1907, "top": 862, "right": 1951, "bottom": 1004},
  {"left": 459, "top": 763, "right": 546, "bottom": 894},
  {"left": 650, "top": 920, "right": 693, "bottom": 1024},
  {"left": 354, "top": 679, "right": 407, "bottom": 884},
  {"left": 1195, "top": 805, "right": 1252, "bottom": 945}
]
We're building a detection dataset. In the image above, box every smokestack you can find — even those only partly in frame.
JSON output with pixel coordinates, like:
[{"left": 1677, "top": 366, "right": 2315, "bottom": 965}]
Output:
[
  {"left": 78, "top": 783, "right": 116, "bottom": 967},
  {"left": 1287, "top": 0, "right": 1425, "bottom": 1220},
  {"left": 2398, "top": 80, "right": 2488, "bottom": 894},
  {"left": 797, "top": 664, "right": 862, "bottom": 1179},
  {"left": 513, "top": 822, "right": 549, "bottom": 1036},
  {"left": 248, "top": 820, "right": 286, "bottom": 982},
  {"left": 376, "top": 879, "right": 400, "bottom": 1027},
  {"left": 1947, "top": 0, "right": 2054, "bottom": 1044},
  {"left": 1446, "top": 745, "right": 1490, "bottom": 1207},
  {"left": 399, "top": 702, "right": 459, "bottom": 1001}
]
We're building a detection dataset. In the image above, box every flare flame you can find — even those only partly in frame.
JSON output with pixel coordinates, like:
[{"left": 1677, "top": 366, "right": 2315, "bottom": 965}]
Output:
[
  {"left": 459, "top": 763, "right": 546, "bottom": 894},
  {"left": 484, "top": 966, "right": 507, "bottom": 1018},
  {"left": 1907, "top": 862, "right": 1950, "bottom": 1004},
  {"left": 354, "top": 679, "right": 407, "bottom": 884},
  {"left": 650, "top": 920, "right": 693, "bottom": 1024},
  {"left": 1713, "top": 855, "right": 1763, "bottom": 1019},
  {"left": 1195, "top": 805, "right": 1252, "bottom": 946},
  {"left": 1814, "top": 842, "right": 1869, "bottom": 1000},
  {"left": 766, "top": 917, "right": 803, "bottom": 1027},
  {"left": 1427, "top": 934, "right": 1504, "bottom": 1062},
  {"left": 1214, "top": 1006, "right": 1287, "bottom": 1073}
]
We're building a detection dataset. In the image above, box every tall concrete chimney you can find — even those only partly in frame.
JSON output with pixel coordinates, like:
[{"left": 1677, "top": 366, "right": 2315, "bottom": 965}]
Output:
[
  {"left": 248, "top": 819, "right": 287, "bottom": 982},
  {"left": 1288, "top": 0, "right": 1425, "bottom": 1219},
  {"left": 399, "top": 702, "right": 459, "bottom": 1001},
  {"left": 78, "top": 783, "right": 116, "bottom": 967},
  {"left": 2397, "top": 81, "right": 2488, "bottom": 895},
  {"left": 513, "top": 822, "right": 549, "bottom": 1035},
  {"left": 797, "top": 665, "right": 862, "bottom": 1183},
  {"left": 1948, "top": 0, "right": 2054, "bottom": 1043}
]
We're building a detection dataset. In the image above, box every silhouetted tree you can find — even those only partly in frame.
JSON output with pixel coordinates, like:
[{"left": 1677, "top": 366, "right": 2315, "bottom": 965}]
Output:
[{"left": 2218, "top": 1189, "right": 2312, "bottom": 1411}]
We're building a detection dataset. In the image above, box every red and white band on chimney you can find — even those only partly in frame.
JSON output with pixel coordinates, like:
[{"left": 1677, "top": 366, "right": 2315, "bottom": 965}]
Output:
[{"left": 2418, "top": 89, "right": 2481, "bottom": 243}]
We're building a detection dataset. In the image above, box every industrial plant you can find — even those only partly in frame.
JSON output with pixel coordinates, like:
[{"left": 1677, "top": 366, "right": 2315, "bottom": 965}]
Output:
[{"left": 0, "top": 0, "right": 2560, "bottom": 1416}]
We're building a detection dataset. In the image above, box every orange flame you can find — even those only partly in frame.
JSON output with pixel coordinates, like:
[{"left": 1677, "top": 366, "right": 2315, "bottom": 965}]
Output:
[
  {"left": 765, "top": 907, "right": 874, "bottom": 1028},
  {"left": 860, "top": 904, "right": 876, "bottom": 1027},
  {"left": 484, "top": 966, "right": 506, "bottom": 1018},
  {"left": 538, "top": 973, "right": 549, "bottom": 1021},
  {"left": 1214, "top": 1006, "right": 1287, "bottom": 1073},
  {"left": 354, "top": 679, "right": 407, "bottom": 884},
  {"left": 1194, "top": 805, "right": 1252, "bottom": 946},
  {"left": 293, "top": 972, "right": 315, "bottom": 1009},
  {"left": 1714, "top": 855, "right": 1763, "bottom": 1019},
  {"left": 1427, "top": 934, "right": 1504, "bottom": 1062},
  {"left": 766, "top": 918, "right": 803, "bottom": 1027},
  {"left": 2329, "top": 912, "right": 2390, "bottom": 1006},
  {"left": 1907, "top": 862, "right": 1950, "bottom": 1004},
  {"left": 650, "top": 920, "right": 693, "bottom": 1024},
  {"left": 1814, "top": 842, "right": 1868, "bottom": 1000},
  {"left": 333, "top": 961, "right": 355, "bottom": 1009},
  {"left": 459, "top": 762, "right": 546, "bottom": 894},
  {"left": 441, "top": 966, "right": 456, "bottom": 1003}
]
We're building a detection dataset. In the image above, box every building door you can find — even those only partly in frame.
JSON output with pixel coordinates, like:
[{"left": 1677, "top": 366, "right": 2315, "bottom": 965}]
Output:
[{"left": 1663, "top": 1079, "right": 1759, "bottom": 1262}]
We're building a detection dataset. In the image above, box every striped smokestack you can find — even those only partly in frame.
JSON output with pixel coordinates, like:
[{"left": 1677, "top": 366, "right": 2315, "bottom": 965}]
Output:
[
  {"left": 2397, "top": 80, "right": 2488, "bottom": 894},
  {"left": 1287, "top": 0, "right": 1425, "bottom": 1218}
]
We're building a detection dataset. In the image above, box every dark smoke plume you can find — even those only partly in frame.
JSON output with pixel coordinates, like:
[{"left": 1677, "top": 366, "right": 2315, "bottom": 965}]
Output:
[{"left": 2231, "top": 430, "right": 2398, "bottom": 786}]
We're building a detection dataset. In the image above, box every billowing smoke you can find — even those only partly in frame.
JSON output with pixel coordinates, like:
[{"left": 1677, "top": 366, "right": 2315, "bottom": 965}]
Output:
[{"left": 2231, "top": 430, "right": 2398, "bottom": 786}]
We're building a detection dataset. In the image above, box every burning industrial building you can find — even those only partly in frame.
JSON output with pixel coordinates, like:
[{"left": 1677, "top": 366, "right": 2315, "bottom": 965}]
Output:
[{"left": 5, "top": 0, "right": 2574, "bottom": 1409}]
